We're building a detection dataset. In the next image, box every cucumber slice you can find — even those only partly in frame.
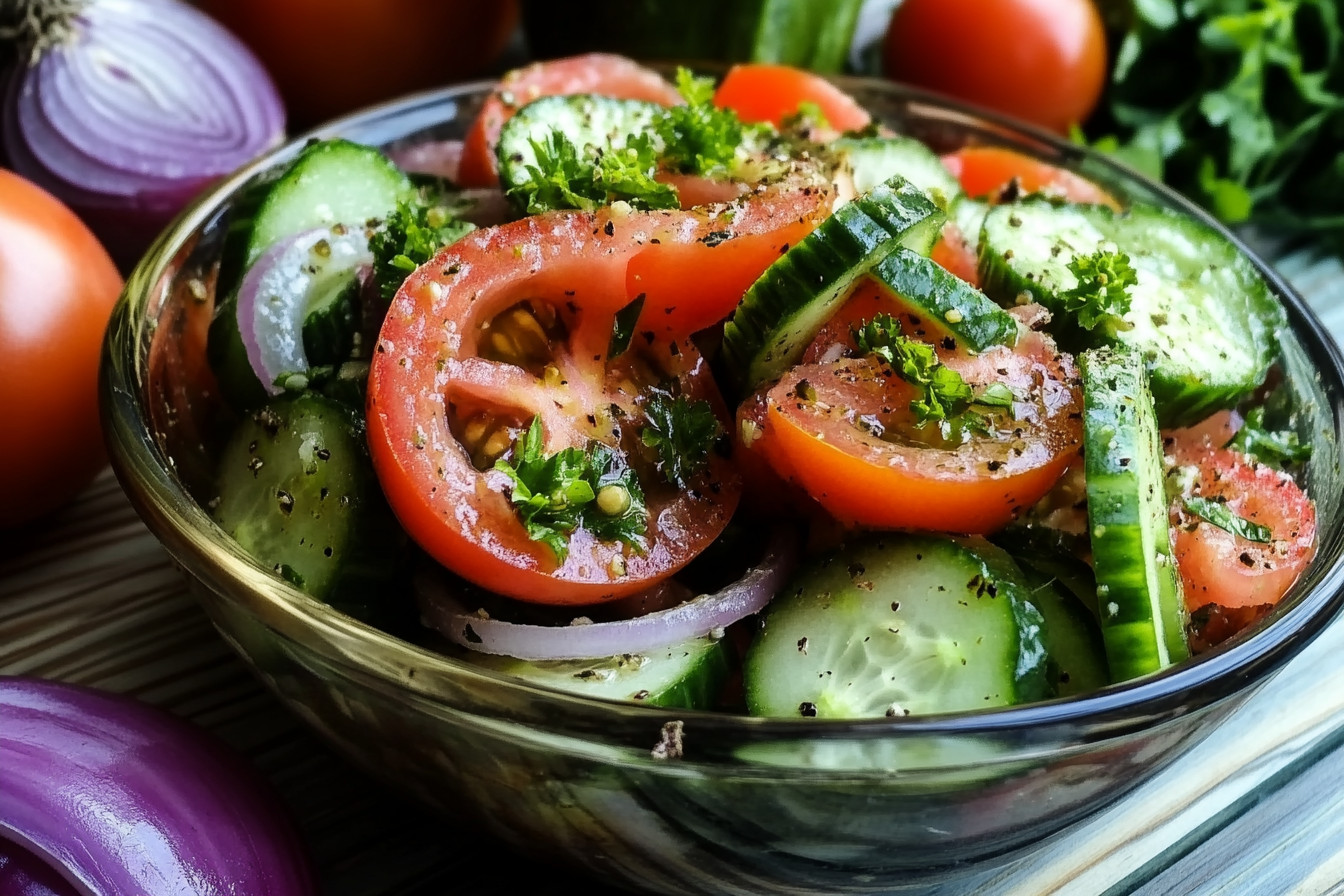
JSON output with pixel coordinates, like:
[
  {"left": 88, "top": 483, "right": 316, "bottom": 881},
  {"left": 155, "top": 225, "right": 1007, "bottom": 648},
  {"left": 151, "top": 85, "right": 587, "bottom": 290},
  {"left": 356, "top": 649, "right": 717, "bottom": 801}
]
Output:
[
  {"left": 210, "top": 139, "right": 411, "bottom": 409},
  {"left": 870, "top": 247, "right": 1018, "bottom": 352},
  {"left": 834, "top": 135, "right": 963, "bottom": 213},
  {"left": 1079, "top": 347, "right": 1190, "bottom": 680},
  {"left": 979, "top": 199, "right": 1285, "bottom": 425},
  {"left": 212, "top": 393, "right": 401, "bottom": 620},
  {"left": 462, "top": 634, "right": 731, "bottom": 709},
  {"left": 495, "top": 93, "right": 665, "bottom": 202},
  {"left": 720, "top": 173, "right": 944, "bottom": 394},
  {"left": 742, "top": 533, "right": 1051, "bottom": 719}
]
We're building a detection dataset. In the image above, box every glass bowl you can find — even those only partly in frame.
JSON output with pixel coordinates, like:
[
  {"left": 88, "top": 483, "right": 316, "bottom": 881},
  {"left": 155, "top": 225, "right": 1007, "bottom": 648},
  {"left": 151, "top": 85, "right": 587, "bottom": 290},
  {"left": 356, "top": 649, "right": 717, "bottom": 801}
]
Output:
[{"left": 101, "top": 75, "right": 1344, "bottom": 893}]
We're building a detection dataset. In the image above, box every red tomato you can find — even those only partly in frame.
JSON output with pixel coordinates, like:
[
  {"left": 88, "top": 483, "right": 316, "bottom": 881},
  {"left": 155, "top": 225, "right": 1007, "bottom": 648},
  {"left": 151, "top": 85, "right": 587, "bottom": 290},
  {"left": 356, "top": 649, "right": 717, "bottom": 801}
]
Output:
[
  {"left": 201, "top": 0, "right": 520, "bottom": 128},
  {"left": 751, "top": 328, "right": 1082, "bottom": 534},
  {"left": 713, "top": 63, "right": 871, "bottom": 133},
  {"left": 0, "top": 171, "right": 123, "bottom": 528},
  {"left": 1167, "top": 441, "right": 1316, "bottom": 614},
  {"left": 369, "top": 186, "right": 857, "bottom": 603},
  {"left": 942, "top": 146, "right": 1121, "bottom": 207},
  {"left": 882, "top": 0, "right": 1107, "bottom": 135},
  {"left": 930, "top": 221, "right": 981, "bottom": 287},
  {"left": 457, "top": 54, "right": 685, "bottom": 188}
]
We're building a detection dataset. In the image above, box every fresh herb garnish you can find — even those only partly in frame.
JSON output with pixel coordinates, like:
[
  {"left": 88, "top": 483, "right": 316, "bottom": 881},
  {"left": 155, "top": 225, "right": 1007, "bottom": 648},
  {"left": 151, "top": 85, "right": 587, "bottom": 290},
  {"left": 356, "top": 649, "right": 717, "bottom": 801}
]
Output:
[
  {"left": 852, "top": 313, "right": 1012, "bottom": 429},
  {"left": 494, "top": 418, "right": 647, "bottom": 562},
  {"left": 369, "top": 184, "right": 475, "bottom": 304},
  {"left": 1183, "top": 495, "right": 1273, "bottom": 543},
  {"left": 654, "top": 68, "right": 767, "bottom": 176},
  {"left": 1227, "top": 407, "right": 1311, "bottom": 466},
  {"left": 608, "top": 293, "right": 646, "bottom": 359},
  {"left": 507, "top": 130, "right": 678, "bottom": 215},
  {"left": 641, "top": 389, "right": 722, "bottom": 488},
  {"left": 1059, "top": 246, "right": 1138, "bottom": 332}
]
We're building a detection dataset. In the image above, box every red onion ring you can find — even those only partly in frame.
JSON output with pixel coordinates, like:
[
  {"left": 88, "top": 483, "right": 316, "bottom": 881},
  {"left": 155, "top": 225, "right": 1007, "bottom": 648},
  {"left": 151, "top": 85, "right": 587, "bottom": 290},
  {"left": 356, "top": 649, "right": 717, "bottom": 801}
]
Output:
[
  {"left": 0, "top": 676, "right": 314, "bottom": 896},
  {"left": 235, "top": 226, "right": 371, "bottom": 394},
  {"left": 418, "top": 529, "right": 797, "bottom": 661},
  {"left": 1, "top": 0, "right": 285, "bottom": 266}
]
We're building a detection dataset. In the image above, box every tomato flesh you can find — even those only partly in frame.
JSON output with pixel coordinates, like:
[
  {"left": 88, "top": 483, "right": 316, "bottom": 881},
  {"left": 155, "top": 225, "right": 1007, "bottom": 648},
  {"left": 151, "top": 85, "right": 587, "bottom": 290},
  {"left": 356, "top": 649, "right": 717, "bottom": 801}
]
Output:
[
  {"left": 713, "top": 63, "right": 871, "bottom": 133},
  {"left": 942, "top": 146, "right": 1120, "bottom": 208},
  {"left": 457, "top": 54, "right": 685, "bottom": 188},
  {"left": 1167, "top": 441, "right": 1316, "bottom": 613},
  {"left": 754, "top": 328, "right": 1082, "bottom": 534}
]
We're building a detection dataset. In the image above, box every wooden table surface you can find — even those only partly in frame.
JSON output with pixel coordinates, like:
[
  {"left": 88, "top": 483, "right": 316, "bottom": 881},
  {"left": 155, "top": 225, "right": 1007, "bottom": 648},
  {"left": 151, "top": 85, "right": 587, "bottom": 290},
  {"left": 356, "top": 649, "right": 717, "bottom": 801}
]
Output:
[{"left": 3, "top": 241, "right": 1343, "bottom": 895}]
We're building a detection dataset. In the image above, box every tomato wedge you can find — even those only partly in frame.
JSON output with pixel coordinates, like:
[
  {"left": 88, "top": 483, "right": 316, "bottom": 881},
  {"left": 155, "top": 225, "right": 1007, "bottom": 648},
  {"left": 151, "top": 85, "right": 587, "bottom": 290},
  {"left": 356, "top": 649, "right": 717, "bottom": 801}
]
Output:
[
  {"left": 1167, "top": 440, "right": 1316, "bottom": 613},
  {"left": 751, "top": 328, "right": 1082, "bottom": 533},
  {"left": 713, "top": 63, "right": 871, "bottom": 133},
  {"left": 941, "top": 146, "right": 1121, "bottom": 208},
  {"left": 457, "top": 54, "right": 685, "bottom": 188},
  {"left": 368, "top": 178, "right": 837, "bottom": 603}
]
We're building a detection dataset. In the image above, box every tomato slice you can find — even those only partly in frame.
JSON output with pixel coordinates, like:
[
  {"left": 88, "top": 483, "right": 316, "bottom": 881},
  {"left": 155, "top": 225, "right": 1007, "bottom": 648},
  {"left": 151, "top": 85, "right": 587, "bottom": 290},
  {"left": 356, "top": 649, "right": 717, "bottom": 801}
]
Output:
[
  {"left": 941, "top": 146, "right": 1121, "bottom": 208},
  {"left": 373, "top": 186, "right": 877, "bottom": 602},
  {"left": 929, "top": 220, "right": 980, "bottom": 287},
  {"left": 1167, "top": 440, "right": 1316, "bottom": 613},
  {"left": 712, "top": 63, "right": 871, "bottom": 133},
  {"left": 457, "top": 54, "right": 685, "bottom": 188},
  {"left": 752, "top": 328, "right": 1082, "bottom": 534}
]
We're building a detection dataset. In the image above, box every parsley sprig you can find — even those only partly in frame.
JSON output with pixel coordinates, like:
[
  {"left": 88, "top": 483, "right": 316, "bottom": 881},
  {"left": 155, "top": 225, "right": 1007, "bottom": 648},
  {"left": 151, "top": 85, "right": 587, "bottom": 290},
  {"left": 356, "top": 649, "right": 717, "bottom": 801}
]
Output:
[
  {"left": 1183, "top": 495, "right": 1273, "bottom": 543},
  {"left": 1227, "top": 407, "right": 1310, "bottom": 466},
  {"left": 368, "top": 183, "right": 475, "bottom": 305},
  {"left": 852, "top": 314, "right": 1014, "bottom": 430},
  {"left": 640, "top": 389, "right": 722, "bottom": 488},
  {"left": 494, "top": 418, "right": 647, "bottom": 562},
  {"left": 1060, "top": 246, "right": 1138, "bottom": 332},
  {"left": 655, "top": 68, "right": 767, "bottom": 177},
  {"left": 508, "top": 131, "right": 678, "bottom": 215}
]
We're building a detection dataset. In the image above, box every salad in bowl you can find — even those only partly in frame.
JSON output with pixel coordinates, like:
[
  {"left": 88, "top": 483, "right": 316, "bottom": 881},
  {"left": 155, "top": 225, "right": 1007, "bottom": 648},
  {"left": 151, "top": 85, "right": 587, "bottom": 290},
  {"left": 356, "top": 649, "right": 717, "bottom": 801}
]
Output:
[{"left": 103, "top": 53, "right": 1344, "bottom": 892}]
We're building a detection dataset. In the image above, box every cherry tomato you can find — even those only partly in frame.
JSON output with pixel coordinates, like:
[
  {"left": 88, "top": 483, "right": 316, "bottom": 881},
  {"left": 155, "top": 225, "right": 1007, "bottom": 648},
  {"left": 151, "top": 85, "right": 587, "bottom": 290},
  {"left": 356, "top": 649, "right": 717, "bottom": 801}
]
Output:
[
  {"left": 712, "top": 63, "right": 871, "bottom": 133},
  {"left": 457, "top": 54, "right": 685, "bottom": 188},
  {"left": 942, "top": 146, "right": 1121, "bottom": 207},
  {"left": 882, "top": 0, "right": 1108, "bottom": 135},
  {"left": 0, "top": 171, "right": 123, "bottom": 528},
  {"left": 200, "top": 0, "right": 520, "bottom": 128},
  {"left": 369, "top": 182, "right": 834, "bottom": 604},
  {"left": 1166, "top": 439, "right": 1316, "bottom": 614},
  {"left": 751, "top": 327, "right": 1082, "bottom": 534}
]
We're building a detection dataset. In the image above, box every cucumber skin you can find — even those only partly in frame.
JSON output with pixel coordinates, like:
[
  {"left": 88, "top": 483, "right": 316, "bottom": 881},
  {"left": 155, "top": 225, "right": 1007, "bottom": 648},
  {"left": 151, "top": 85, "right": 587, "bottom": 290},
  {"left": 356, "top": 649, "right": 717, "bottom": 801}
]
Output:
[
  {"left": 870, "top": 247, "right": 1018, "bottom": 353},
  {"left": 742, "top": 533, "right": 1051, "bottom": 720},
  {"left": 834, "top": 135, "right": 964, "bottom": 213},
  {"left": 1080, "top": 347, "right": 1190, "bottom": 680},
  {"left": 721, "top": 174, "right": 943, "bottom": 396},
  {"left": 978, "top": 199, "right": 1285, "bottom": 426},
  {"left": 211, "top": 393, "right": 403, "bottom": 622},
  {"left": 462, "top": 635, "right": 732, "bottom": 709}
]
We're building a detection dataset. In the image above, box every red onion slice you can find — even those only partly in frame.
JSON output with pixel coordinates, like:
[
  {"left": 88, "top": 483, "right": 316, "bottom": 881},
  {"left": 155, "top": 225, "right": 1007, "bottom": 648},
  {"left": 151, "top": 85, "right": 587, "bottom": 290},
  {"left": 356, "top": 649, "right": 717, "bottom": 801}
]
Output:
[
  {"left": 0, "top": 677, "right": 314, "bottom": 896},
  {"left": 419, "top": 529, "right": 797, "bottom": 661},
  {"left": 236, "top": 226, "right": 371, "bottom": 395}
]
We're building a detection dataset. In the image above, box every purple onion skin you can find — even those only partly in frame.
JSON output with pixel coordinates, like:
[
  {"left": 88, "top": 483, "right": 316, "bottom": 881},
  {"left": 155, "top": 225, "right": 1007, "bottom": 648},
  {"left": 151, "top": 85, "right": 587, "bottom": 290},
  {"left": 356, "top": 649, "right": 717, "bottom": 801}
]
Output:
[
  {"left": 0, "top": 677, "right": 315, "bottom": 896},
  {"left": 0, "top": 839, "right": 82, "bottom": 896}
]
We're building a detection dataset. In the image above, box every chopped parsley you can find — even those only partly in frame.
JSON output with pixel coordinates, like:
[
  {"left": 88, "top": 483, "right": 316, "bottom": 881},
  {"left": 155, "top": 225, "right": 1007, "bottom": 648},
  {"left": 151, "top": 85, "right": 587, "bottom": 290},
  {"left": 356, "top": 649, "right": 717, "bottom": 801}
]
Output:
[
  {"left": 494, "top": 418, "right": 647, "bottom": 563},
  {"left": 1227, "top": 407, "right": 1310, "bottom": 466},
  {"left": 1183, "top": 495, "right": 1273, "bottom": 543},
  {"left": 506, "top": 130, "right": 678, "bottom": 215},
  {"left": 654, "top": 68, "right": 766, "bottom": 176},
  {"left": 368, "top": 184, "right": 475, "bottom": 304},
  {"left": 1059, "top": 246, "right": 1138, "bottom": 332},
  {"left": 640, "top": 389, "right": 722, "bottom": 488},
  {"left": 852, "top": 313, "right": 1012, "bottom": 430}
]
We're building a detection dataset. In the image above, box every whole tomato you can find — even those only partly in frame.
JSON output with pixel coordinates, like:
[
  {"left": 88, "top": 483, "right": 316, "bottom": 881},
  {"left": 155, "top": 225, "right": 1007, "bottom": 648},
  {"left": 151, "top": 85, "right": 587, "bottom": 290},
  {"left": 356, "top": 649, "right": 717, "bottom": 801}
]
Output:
[
  {"left": 883, "top": 0, "right": 1108, "bottom": 135},
  {"left": 0, "top": 171, "right": 123, "bottom": 528},
  {"left": 201, "top": 0, "right": 520, "bottom": 128}
]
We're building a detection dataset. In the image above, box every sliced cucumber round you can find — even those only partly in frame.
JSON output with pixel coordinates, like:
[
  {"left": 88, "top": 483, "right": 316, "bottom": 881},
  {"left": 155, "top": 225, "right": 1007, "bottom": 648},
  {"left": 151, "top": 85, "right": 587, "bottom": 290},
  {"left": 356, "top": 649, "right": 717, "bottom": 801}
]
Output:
[
  {"left": 833, "top": 134, "right": 963, "bottom": 213},
  {"left": 979, "top": 198, "right": 1285, "bottom": 426},
  {"left": 720, "top": 173, "right": 944, "bottom": 395},
  {"left": 743, "top": 533, "right": 1051, "bottom": 719},
  {"left": 869, "top": 246, "right": 1018, "bottom": 353},
  {"left": 1079, "top": 346, "right": 1190, "bottom": 680},
  {"left": 462, "top": 634, "right": 731, "bottom": 710},
  {"left": 212, "top": 393, "right": 402, "bottom": 620}
]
